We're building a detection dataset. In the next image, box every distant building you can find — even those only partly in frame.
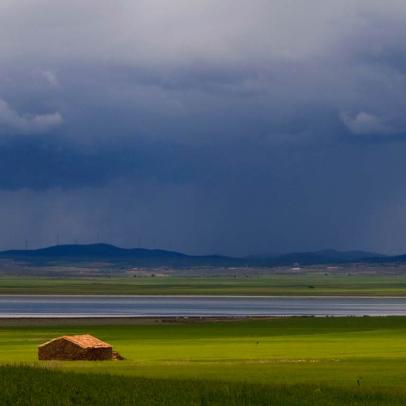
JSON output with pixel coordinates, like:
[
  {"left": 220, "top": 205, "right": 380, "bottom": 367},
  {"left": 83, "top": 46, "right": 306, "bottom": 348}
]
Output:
[{"left": 38, "top": 334, "right": 113, "bottom": 361}]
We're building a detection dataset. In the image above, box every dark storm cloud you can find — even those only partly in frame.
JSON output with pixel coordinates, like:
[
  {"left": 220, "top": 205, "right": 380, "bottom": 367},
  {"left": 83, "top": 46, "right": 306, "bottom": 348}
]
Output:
[
  {"left": 0, "top": 135, "right": 212, "bottom": 190},
  {"left": 1, "top": 1, "right": 406, "bottom": 254}
]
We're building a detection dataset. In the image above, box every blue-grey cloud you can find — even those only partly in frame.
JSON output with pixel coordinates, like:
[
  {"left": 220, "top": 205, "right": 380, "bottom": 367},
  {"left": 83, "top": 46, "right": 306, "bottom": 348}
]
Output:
[
  {"left": 0, "top": 99, "right": 62, "bottom": 135},
  {"left": 340, "top": 112, "right": 405, "bottom": 136}
]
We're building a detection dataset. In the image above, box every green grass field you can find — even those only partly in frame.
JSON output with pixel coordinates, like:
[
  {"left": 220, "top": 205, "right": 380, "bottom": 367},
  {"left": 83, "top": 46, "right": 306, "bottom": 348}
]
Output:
[
  {"left": 5, "top": 366, "right": 406, "bottom": 406},
  {"left": 2, "top": 317, "right": 406, "bottom": 404},
  {"left": 3, "top": 273, "right": 406, "bottom": 295}
]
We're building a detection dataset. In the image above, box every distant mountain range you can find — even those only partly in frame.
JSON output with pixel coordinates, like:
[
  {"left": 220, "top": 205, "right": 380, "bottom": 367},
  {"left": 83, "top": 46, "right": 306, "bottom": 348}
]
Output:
[
  {"left": 0, "top": 243, "right": 393, "bottom": 267},
  {"left": 252, "top": 249, "right": 384, "bottom": 266},
  {"left": 0, "top": 244, "right": 236, "bottom": 267}
]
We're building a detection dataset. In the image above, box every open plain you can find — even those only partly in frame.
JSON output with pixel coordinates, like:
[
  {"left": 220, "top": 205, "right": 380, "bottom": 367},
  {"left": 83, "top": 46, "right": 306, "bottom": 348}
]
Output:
[
  {"left": 2, "top": 317, "right": 406, "bottom": 404},
  {"left": 3, "top": 265, "right": 406, "bottom": 403},
  {"left": 4, "top": 268, "right": 406, "bottom": 296}
]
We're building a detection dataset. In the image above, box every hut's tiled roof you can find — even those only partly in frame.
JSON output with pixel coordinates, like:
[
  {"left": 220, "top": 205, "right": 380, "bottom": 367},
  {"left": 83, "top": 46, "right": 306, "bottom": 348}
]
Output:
[
  {"left": 39, "top": 334, "right": 112, "bottom": 349},
  {"left": 63, "top": 334, "right": 112, "bottom": 349}
]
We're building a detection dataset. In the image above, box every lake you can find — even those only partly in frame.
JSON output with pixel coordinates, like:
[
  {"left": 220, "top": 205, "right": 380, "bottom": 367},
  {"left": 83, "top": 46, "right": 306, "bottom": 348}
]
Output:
[{"left": 1, "top": 295, "right": 406, "bottom": 317}]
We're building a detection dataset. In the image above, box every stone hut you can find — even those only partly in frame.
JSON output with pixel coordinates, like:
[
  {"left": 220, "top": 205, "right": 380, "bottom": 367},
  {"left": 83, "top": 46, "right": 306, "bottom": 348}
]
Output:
[{"left": 38, "top": 334, "right": 113, "bottom": 361}]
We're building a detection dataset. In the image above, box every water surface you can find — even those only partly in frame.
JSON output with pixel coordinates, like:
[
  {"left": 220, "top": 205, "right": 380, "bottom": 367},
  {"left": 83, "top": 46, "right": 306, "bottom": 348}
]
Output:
[{"left": 1, "top": 295, "right": 406, "bottom": 317}]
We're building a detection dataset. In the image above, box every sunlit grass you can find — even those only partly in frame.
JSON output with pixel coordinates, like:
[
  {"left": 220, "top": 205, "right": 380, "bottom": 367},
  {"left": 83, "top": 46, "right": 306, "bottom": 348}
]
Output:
[
  {"left": 1, "top": 317, "right": 406, "bottom": 388},
  {"left": 3, "top": 317, "right": 406, "bottom": 404}
]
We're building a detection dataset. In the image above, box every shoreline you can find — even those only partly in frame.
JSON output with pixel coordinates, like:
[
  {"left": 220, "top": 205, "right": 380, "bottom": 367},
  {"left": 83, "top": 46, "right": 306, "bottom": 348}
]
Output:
[
  {"left": 1, "top": 294, "right": 406, "bottom": 299},
  {"left": 0, "top": 316, "right": 286, "bottom": 326},
  {"left": 0, "top": 314, "right": 402, "bottom": 326}
]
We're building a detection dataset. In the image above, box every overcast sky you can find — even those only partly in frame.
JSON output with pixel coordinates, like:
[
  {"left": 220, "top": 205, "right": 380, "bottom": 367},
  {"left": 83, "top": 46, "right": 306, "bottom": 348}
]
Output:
[{"left": 1, "top": 1, "right": 406, "bottom": 255}]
